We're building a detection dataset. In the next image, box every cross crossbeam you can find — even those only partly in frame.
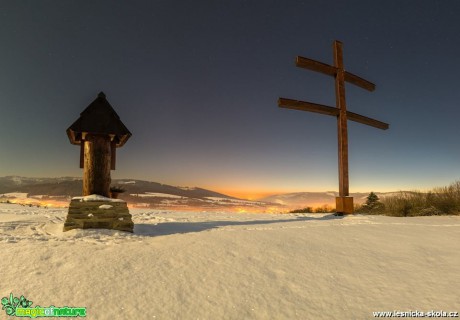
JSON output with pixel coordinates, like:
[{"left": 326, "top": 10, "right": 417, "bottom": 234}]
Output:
[
  {"left": 278, "top": 98, "right": 389, "bottom": 130},
  {"left": 296, "top": 56, "right": 376, "bottom": 92},
  {"left": 278, "top": 40, "right": 389, "bottom": 214}
]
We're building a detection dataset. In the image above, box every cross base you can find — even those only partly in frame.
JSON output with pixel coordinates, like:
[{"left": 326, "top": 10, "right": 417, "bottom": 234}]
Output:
[{"left": 336, "top": 196, "right": 354, "bottom": 214}]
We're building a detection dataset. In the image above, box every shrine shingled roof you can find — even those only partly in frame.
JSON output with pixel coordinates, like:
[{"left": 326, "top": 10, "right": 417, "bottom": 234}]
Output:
[{"left": 66, "top": 92, "right": 132, "bottom": 147}]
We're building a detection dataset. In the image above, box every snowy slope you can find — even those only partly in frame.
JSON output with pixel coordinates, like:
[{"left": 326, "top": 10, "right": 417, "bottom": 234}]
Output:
[{"left": 0, "top": 203, "right": 459, "bottom": 319}]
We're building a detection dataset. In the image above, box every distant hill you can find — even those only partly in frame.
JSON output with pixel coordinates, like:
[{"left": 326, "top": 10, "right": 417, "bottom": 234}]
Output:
[
  {"left": 0, "top": 176, "right": 278, "bottom": 211},
  {"left": 0, "top": 176, "right": 83, "bottom": 197},
  {"left": 0, "top": 176, "right": 233, "bottom": 199}
]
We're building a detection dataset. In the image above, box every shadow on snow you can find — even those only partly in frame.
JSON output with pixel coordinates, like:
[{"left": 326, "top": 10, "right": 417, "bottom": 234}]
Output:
[{"left": 133, "top": 214, "right": 343, "bottom": 237}]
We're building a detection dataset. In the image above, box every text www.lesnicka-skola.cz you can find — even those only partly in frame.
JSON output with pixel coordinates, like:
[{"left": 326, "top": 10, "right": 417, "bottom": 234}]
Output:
[{"left": 373, "top": 310, "right": 459, "bottom": 318}]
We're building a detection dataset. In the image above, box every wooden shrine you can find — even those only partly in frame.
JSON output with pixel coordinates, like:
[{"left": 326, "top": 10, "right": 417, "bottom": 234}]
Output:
[
  {"left": 63, "top": 92, "right": 134, "bottom": 232},
  {"left": 278, "top": 41, "right": 389, "bottom": 214}
]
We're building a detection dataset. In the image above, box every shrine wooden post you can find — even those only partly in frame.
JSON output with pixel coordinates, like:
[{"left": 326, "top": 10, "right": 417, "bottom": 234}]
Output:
[{"left": 278, "top": 40, "right": 389, "bottom": 214}]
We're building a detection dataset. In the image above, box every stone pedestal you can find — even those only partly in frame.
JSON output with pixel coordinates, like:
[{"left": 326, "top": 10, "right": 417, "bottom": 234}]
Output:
[
  {"left": 336, "top": 196, "right": 354, "bottom": 214},
  {"left": 63, "top": 195, "right": 134, "bottom": 232}
]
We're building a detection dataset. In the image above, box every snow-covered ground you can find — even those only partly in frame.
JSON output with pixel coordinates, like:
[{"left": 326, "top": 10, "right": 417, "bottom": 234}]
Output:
[{"left": 0, "top": 203, "right": 459, "bottom": 319}]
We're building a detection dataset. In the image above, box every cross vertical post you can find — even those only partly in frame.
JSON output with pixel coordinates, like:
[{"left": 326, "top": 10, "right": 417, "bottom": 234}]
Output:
[{"left": 334, "top": 41, "right": 352, "bottom": 213}]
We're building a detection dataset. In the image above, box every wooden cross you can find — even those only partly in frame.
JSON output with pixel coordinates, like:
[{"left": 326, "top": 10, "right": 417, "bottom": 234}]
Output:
[{"left": 278, "top": 40, "right": 389, "bottom": 214}]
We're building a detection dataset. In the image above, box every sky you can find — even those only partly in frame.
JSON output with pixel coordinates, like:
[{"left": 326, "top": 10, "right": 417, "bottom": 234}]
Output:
[{"left": 1, "top": 0, "right": 460, "bottom": 199}]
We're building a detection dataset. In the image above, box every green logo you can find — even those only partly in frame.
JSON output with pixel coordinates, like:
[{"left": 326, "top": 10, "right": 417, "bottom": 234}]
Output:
[{"left": 1, "top": 293, "right": 86, "bottom": 318}]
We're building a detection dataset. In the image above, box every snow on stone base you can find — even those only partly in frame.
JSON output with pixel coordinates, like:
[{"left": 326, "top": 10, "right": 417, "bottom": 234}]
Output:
[{"left": 72, "top": 194, "right": 125, "bottom": 202}]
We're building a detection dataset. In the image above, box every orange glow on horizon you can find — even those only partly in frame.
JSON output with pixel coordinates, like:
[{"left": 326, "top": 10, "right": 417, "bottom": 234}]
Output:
[
  {"left": 216, "top": 187, "right": 409, "bottom": 200},
  {"left": 216, "top": 190, "right": 284, "bottom": 200}
]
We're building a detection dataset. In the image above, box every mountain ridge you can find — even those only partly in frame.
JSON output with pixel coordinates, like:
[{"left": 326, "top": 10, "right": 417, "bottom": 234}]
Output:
[
  {"left": 0, "top": 176, "right": 234, "bottom": 199},
  {"left": 0, "top": 176, "right": 410, "bottom": 210},
  {"left": 0, "top": 176, "right": 276, "bottom": 211}
]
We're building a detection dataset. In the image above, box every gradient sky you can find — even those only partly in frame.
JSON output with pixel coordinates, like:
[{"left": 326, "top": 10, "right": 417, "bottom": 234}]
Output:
[{"left": 1, "top": 1, "right": 460, "bottom": 199}]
